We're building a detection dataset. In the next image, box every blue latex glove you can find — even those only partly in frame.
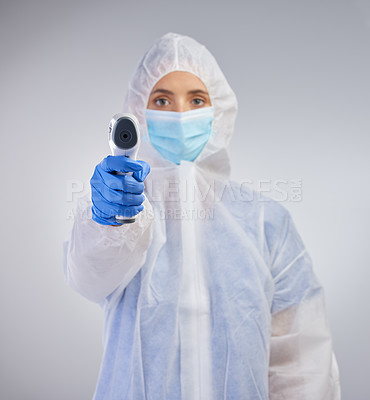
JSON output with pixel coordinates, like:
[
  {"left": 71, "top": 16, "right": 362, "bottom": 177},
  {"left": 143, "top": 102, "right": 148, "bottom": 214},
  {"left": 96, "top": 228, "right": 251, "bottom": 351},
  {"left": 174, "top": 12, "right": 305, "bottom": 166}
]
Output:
[{"left": 90, "top": 155, "right": 151, "bottom": 226}]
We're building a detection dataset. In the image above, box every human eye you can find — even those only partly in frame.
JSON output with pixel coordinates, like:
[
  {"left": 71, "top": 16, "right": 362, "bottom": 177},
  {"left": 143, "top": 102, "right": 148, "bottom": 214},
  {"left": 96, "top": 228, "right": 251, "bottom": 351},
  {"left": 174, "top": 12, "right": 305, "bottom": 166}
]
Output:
[
  {"left": 155, "top": 98, "right": 170, "bottom": 106},
  {"left": 191, "top": 98, "right": 205, "bottom": 106}
]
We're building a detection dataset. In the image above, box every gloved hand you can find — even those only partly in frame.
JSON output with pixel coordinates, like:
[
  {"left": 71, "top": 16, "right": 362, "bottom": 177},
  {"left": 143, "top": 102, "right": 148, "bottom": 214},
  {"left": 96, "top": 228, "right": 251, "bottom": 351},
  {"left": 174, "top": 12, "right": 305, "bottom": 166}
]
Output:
[{"left": 90, "top": 155, "right": 151, "bottom": 226}]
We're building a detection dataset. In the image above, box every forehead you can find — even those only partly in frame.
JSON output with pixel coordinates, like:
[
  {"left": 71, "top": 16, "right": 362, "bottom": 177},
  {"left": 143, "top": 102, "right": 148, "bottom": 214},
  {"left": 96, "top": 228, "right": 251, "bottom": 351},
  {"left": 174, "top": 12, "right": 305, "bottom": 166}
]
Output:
[{"left": 150, "top": 71, "right": 209, "bottom": 94}]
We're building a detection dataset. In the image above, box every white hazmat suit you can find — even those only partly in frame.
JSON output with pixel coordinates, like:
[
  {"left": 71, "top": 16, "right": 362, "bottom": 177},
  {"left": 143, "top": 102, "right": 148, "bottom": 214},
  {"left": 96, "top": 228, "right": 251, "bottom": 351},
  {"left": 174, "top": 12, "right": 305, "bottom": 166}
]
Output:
[{"left": 63, "top": 32, "right": 341, "bottom": 399}]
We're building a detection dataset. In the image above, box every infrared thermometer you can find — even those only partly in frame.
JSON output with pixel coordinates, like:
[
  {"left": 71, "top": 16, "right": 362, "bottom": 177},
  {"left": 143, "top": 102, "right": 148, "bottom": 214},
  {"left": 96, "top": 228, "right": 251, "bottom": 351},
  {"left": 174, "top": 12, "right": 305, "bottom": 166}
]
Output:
[{"left": 108, "top": 113, "right": 141, "bottom": 224}]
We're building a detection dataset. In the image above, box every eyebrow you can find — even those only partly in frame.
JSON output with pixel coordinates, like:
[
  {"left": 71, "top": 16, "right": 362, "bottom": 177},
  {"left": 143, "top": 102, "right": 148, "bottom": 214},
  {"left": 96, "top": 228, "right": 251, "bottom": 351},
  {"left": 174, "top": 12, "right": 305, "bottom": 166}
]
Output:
[
  {"left": 151, "top": 88, "right": 209, "bottom": 96},
  {"left": 152, "top": 89, "right": 174, "bottom": 95},
  {"left": 188, "top": 89, "right": 209, "bottom": 95}
]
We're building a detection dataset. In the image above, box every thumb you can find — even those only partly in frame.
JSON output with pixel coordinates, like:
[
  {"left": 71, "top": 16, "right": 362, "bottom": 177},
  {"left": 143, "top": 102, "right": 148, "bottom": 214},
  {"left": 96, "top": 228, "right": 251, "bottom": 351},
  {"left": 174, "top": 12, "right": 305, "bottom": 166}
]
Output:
[{"left": 132, "top": 160, "right": 151, "bottom": 182}]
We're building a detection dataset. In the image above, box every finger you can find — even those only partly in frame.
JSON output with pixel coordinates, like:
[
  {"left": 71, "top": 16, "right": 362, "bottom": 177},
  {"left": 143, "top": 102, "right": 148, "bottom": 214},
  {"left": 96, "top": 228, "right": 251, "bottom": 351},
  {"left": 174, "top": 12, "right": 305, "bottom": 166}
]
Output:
[
  {"left": 92, "top": 196, "right": 144, "bottom": 220},
  {"left": 100, "top": 155, "right": 144, "bottom": 174},
  {"left": 91, "top": 181, "right": 145, "bottom": 206},
  {"left": 132, "top": 160, "right": 151, "bottom": 182},
  {"left": 91, "top": 191, "right": 117, "bottom": 218},
  {"left": 92, "top": 189, "right": 144, "bottom": 216},
  {"left": 122, "top": 174, "right": 145, "bottom": 194},
  {"left": 92, "top": 167, "right": 145, "bottom": 194}
]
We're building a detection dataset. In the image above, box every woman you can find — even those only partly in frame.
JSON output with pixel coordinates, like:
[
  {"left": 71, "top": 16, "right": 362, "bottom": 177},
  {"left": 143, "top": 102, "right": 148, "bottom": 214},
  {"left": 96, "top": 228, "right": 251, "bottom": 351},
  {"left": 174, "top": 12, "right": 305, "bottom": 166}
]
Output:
[{"left": 64, "top": 32, "right": 340, "bottom": 399}]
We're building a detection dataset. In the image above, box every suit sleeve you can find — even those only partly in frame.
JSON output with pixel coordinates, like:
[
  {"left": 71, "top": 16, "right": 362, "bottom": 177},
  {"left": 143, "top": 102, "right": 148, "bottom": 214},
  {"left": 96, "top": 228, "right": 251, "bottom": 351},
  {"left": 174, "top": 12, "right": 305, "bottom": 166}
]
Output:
[
  {"left": 264, "top": 203, "right": 341, "bottom": 399},
  {"left": 63, "top": 194, "right": 154, "bottom": 307}
]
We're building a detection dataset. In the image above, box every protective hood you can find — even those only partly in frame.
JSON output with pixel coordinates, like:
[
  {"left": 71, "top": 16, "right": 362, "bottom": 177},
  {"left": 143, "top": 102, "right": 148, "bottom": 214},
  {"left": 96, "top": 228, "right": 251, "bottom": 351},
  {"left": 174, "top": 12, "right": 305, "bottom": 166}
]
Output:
[{"left": 122, "top": 32, "right": 238, "bottom": 179}]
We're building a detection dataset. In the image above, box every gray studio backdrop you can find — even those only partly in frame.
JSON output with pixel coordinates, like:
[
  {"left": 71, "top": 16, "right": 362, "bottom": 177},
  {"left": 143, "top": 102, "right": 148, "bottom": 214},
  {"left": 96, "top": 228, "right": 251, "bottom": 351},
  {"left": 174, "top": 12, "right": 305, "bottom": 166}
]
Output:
[{"left": 1, "top": 0, "right": 369, "bottom": 399}]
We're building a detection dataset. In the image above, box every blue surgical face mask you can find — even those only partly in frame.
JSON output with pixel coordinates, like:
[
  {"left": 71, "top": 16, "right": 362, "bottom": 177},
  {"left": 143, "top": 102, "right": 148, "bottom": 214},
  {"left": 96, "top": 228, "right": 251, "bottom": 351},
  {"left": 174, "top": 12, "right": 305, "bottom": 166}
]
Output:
[{"left": 145, "top": 106, "right": 214, "bottom": 165}]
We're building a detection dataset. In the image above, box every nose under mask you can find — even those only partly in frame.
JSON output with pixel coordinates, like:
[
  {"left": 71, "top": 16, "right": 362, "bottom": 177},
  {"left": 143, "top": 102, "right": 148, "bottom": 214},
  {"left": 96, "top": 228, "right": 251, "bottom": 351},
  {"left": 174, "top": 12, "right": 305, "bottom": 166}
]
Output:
[{"left": 145, "top": 106, "right": 214, "bottom": 165}]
